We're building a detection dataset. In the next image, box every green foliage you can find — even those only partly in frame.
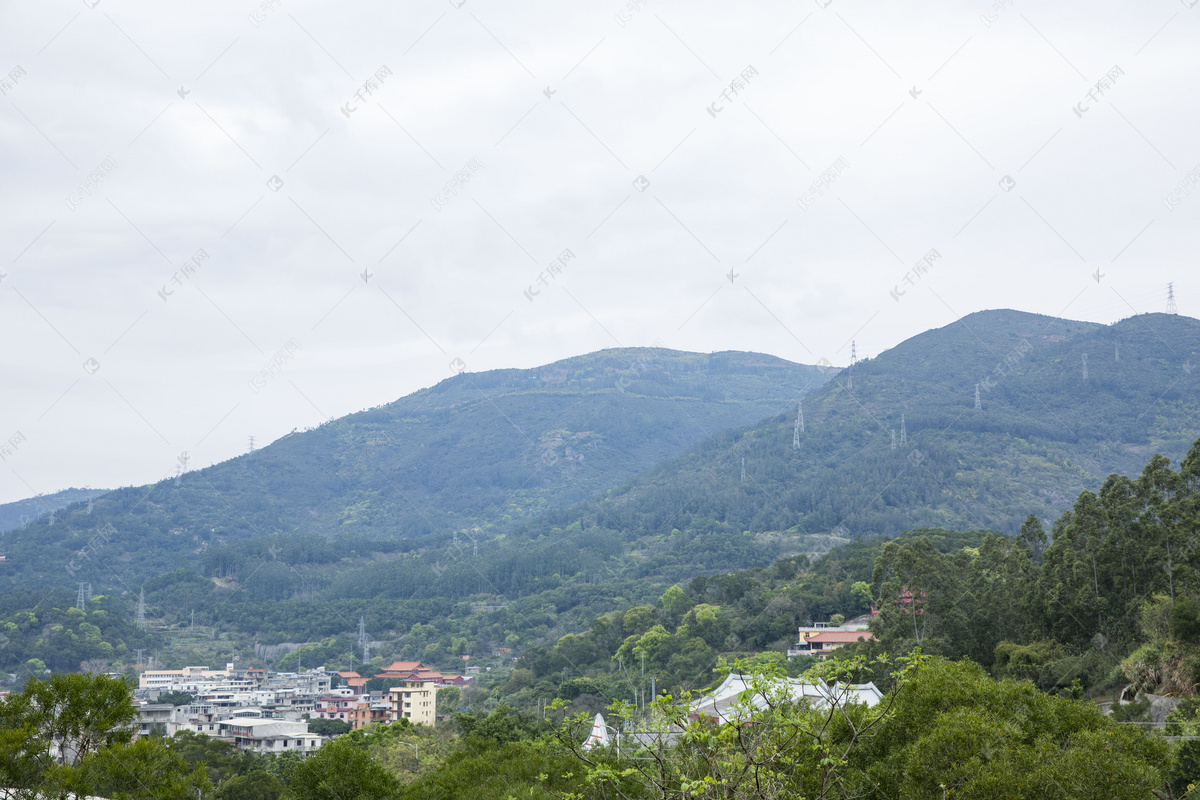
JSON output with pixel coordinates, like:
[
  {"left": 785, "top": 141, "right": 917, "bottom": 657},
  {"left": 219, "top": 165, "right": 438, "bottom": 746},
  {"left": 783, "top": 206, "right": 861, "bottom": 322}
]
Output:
[
  {"left": 216, "top": 769, "right": 285, "bottom": 800},
  {"left": 0, "top": 672, "right": 205, "bottom": 800},
  {"left": 454, "top": 703, "right": 546, "bottom": 744},
  {"left": 854, "top": 658, "right": 1169, "bottom": 800},
  {"left": 305, "top": 718, "right": 351, "bottom": 737},
  {"left": 0, "top": 590, "right": 156, "bottom": 672},
  {"left": 284, "top": 737, "right": 401, "bottom": 800},
  {"left": 67, "top": 735, "right": 211, "bottom": 800},
  {"left": 158, "top": 690, "right": 194, "bottom": 706},
  {"left": 397, "top": 738, "right": 583, "bottom": 800},
  {"left": 167, "top": 729, "right": 265, "bottom": 786},
  {"left": 555, "top": 654, "right": 1170, "bottom": 800},
  {"left": 1174, "top": 596, "right": 1200, "bottom": 643}
]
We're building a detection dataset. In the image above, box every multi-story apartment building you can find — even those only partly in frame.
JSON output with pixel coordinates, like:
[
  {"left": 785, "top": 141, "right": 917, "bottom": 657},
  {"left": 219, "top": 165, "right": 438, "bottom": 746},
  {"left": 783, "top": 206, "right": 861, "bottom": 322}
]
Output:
[{"left": 386, "top": 679, "right": 437, "bottom": 726}]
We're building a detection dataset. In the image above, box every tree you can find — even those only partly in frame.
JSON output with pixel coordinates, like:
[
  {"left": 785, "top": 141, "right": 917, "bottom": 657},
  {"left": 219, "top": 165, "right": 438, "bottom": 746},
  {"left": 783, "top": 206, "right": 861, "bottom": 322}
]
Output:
[
  {"left": 157, "top": 690, "right": 194, "bottom": 706},
  {"left": 20, "top": 672, "right": 136, "bottom": 765},
  {"left": 66, "top": 735, "right": 211, "bottom": 800},
  {"left": 217, "top": 769, "right": 285, "bottom": 800},
  {"left": 0, "top": 673, "right": 207, "bottom": 800},
  {"left": 285, "top": 737, "right": 401, "bottom": 800},
  {"left": 558, "top": 655, "right": 1171, "bottom": 800},
  {"left": 306, "top": 718, "right": 351, "bottom": 737},
  {"left": 167, "top": 729, "right": 260, "bottom": 786},
  {"left": 854, "top": 658, "right": 1170, "bottom": 800}
]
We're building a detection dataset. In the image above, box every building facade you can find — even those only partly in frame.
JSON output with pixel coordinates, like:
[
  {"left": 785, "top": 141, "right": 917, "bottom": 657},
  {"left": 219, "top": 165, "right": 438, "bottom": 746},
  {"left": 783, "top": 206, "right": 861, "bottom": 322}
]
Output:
[{"left": 387, "top": 680, "right": 437, "bottom": 726}]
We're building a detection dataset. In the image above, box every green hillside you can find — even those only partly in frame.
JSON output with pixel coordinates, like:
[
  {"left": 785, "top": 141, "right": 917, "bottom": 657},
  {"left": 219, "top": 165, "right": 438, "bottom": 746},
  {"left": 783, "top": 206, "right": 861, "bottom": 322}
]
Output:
[
  {"left": 0, "top": 487, "right": 108, "bottom": 534},
  {"left": 2, "top": 311, "right": 1198, "bottom": 677},
  {"left": 0, "top": 348, "right": 829, "bottom": 591},
  {"left": 558, "top": 310, "right": 1200, "bottom": 555}
]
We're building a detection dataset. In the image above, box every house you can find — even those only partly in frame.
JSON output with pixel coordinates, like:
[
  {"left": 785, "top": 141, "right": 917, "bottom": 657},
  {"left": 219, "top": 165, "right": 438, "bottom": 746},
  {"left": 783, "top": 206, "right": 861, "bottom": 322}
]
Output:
[
  {"left": 313, "top": 693, "right": 359, "bottom": 722},
  {"left": 373, "top": 660, "right": 470, "bottom": 688},
  {"left": 790, "top": 629, "right": 875, "bottom": 658},
  {"left": 139, "top": 665, "right": 232, "bottom": 690},
  {"left": 788, "top": 619, "right": 876, "bottom": 659},
  {"left": 217, "top": 718, "right": 323, "bottom": 754},
  {"left": 135, "top": 704, "right": 176, "bottom": 737},
  {"left": 349, "top": 698, "right": 390, "bottom": 729},
  {"left": 335, "top": 671, "right": 368, "bottom": 694},
  {"left": 386, "top": 679, "right": 437, "bottom": 727}
]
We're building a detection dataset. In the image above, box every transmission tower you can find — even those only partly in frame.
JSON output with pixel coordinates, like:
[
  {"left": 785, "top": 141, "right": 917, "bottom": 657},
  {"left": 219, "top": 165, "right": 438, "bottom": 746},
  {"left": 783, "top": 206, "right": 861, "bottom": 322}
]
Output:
[
  {"left": 1082, "top": 353, "right": 1088, "bottom": 381},
  {"left": 248, "top": 436, "right": 255, "bottom": 454},
  {"left": 848, "top": 341, "right": 857, "bottom": 390},
  {"left": 900, "top": 414, "right": 907, "bottom": 445},
  {"left": 1167, "top": 282, "right": 1178, "bottom": 314},
  {"left": 740, "top": 457, "right": 746, "bottom": 481},
  {"left": 793, "top": 401, "right": 804, "bottom": 449},
  {"left": 357, "top": 616, "right": 370, "bottom": 665},
  {"left": 135, "top": 586, "right": 147, "bottom": 631},
  {"left": 974, "top": 384, "right": 982, "bottom": 410},
  {"left": 135, "top": 648, "right": 144, "bottom": 667},
  {"left": 76, "top": 582, "right": 87, "bottom": 611}
]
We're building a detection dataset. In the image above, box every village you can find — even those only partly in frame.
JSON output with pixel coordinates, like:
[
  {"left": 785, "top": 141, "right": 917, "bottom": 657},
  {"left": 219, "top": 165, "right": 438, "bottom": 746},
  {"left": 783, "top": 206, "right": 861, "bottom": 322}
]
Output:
[
  {"left": 130, "top": 659, "right": 473, "bottom": 754},
  {"left": 122, "top": 619, "right": 876, "bottom": 757}
]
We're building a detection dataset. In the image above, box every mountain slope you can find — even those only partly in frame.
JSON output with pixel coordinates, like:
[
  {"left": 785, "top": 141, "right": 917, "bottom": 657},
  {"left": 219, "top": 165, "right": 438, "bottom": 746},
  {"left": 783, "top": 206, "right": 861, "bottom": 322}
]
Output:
[
  {"left": 0, "top": 488, "right": 108, "bottom": 534},
  {"left": 550, "top": 310, "right": 1200, "bottom": 561},
  {"left": 0, "top": 348, "right": 832, "bottom": 589}
]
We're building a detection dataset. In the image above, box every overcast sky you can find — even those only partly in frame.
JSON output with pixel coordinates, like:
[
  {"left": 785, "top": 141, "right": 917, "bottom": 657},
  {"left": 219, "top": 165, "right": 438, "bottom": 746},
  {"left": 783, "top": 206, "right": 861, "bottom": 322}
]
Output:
[{"left": 1, "top": 0, "right": 1197, "bottom": 504}]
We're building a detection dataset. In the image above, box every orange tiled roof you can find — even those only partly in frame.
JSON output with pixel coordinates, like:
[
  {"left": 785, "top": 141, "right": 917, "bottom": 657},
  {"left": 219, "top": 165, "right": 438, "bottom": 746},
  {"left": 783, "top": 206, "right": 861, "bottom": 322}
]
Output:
[{"left": 379, "top": 661, "right": 424, "bottom": 673}]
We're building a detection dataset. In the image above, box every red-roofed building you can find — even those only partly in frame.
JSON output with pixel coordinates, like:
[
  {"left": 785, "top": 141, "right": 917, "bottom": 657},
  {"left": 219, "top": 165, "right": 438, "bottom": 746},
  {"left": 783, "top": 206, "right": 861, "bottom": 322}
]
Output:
[
  {"left": 377, "top": 661, "right": 424, "bottom": 676},
  {"left": 790, "top": 625, "right": 876, "bottom": 659},
  {"left": 372, "top": 661, "right": 472, "bottom": 687},
  {"left": 336, "top": 671, "right": 368, "bottom": 694}
]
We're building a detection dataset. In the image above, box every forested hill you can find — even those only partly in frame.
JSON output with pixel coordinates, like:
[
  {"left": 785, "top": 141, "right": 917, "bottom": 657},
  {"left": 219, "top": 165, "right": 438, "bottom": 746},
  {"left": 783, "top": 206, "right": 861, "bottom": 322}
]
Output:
[
  {"left": 523, "top": 309, "right": 1200, "bottom": 557},
  {"left": 0, "top": 348, "right": 830, "bottom": 590},
  {"left": 0, "top": 487, "right": 108, "bottom": 534}
]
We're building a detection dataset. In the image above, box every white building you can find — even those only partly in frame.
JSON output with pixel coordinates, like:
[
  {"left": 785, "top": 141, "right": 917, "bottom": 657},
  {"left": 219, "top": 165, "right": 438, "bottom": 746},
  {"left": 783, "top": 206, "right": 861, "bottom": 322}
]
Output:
[
  {"left": 139, "top": 665, "right": 233, "bottom": 690},
  {"left": 691, "top": 672, "right": 884, "bottom": 724},
  {"left": 217, "top": 718, "right": 324, "bottom": 754}
]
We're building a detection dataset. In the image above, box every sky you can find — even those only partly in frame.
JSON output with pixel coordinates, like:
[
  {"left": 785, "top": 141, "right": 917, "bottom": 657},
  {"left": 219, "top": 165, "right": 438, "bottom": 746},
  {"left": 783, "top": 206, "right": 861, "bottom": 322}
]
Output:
[{"left": 1, "top": 0, "right": 1197, "bottom": 504}]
